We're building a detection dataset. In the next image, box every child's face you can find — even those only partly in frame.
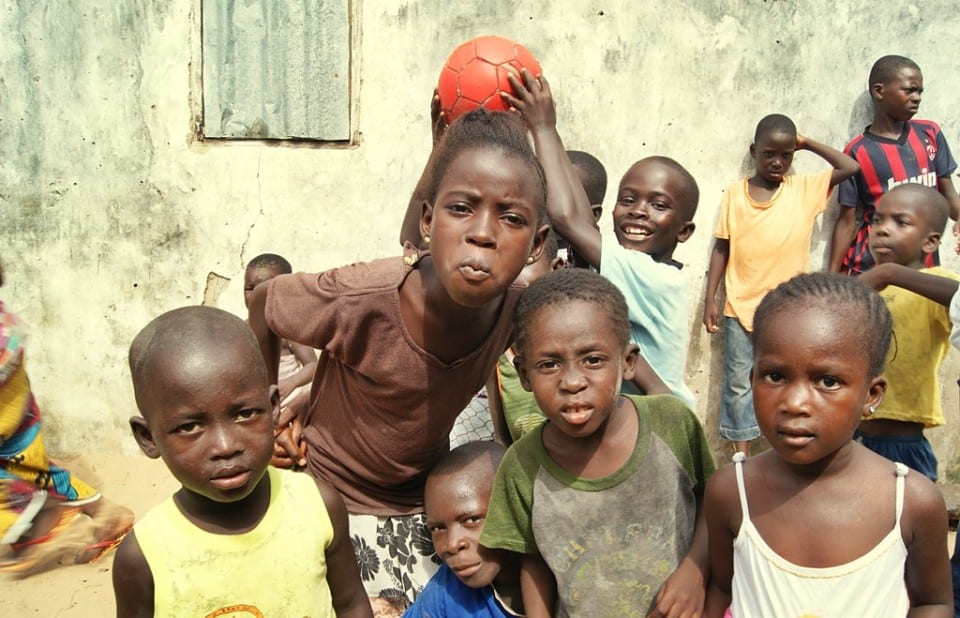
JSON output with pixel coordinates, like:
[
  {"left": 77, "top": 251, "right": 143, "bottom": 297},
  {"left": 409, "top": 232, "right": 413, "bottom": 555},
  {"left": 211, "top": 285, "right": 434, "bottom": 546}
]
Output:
[
  {"left": 750, "top": 131, "right": 796, "bottom": 186},
  {"left": 131, "top": 343, "right": 278, "bottom": 505},
  {"left": 424, "top": 465, "right": 503, "bottom": 588},
  {"left": 874, "top": 67, "right": 923, "bottom": 122},
  {"left": 244, "top": 266, "right": 281, "bottom": 309},
  {"left": 422, "top": 147, "right": 547, "bottom": 309},
  {"left": 752, "top": 306, "right": 885, "bottom": 466},
  {"left": 869, "top": 192, "right": 939, "bottom": 268},
  {"left": 516, "top": 300, "right": 637, "bottom": 438},
  {"left": 612, "top": 160, "right": 695, "bottom": 262}
]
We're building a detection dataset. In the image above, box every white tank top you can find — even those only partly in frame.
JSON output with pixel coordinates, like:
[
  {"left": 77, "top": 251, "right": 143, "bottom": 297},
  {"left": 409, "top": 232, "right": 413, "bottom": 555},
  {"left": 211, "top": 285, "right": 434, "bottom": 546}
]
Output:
[{"left": 730, "top": 454, "right": 910, "bottom": 617}]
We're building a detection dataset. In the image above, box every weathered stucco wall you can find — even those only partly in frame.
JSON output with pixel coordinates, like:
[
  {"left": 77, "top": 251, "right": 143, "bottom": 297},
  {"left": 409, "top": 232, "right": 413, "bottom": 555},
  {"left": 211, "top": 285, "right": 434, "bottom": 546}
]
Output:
[{"left": 2, "top": 1, "right": 958, "bottom": 478}]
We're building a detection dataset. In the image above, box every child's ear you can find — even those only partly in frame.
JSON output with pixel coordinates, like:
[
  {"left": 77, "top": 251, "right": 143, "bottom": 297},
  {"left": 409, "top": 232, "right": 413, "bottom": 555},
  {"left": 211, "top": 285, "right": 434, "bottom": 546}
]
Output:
[
  {"left": 419, "top": 201, "right": 434, "bottom": 241},
  {"left": 749, "top": 143, "right": 756, "bottom": 158},
  {"left": 863, "top": 376, "right": 887, "bottom": 417},
  {"left": 621, "top": 344, "right": 640, "bottom": 382},
  {"left": 676, "top": 220, "right": 696, "bottom": 244},
  {"left": 513, "top": 354, "right": 534, "bottom": 392},
  {"left": 526, "top": 223, "right": 551, "bottom": 264},
  {"left": 921, "top": 230, "right": 941, "bottom": 255},
  {"left": 870, "top": 82, "right": 884, "bottom": 102},
  {"left": 268, "top": 385, "right": 281, "bottom": 429},
  {"left": 129, "top": 417, "right": 161, "bottom": 459},
  {"left": 549, "top": 256, "right": 565, "bottom": 271}
]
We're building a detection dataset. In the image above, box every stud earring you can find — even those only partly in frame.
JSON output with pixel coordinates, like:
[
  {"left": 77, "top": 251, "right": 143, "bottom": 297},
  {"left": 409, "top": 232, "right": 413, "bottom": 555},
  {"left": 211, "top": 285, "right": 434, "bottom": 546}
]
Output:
[
  {"left": 867, "top": 405, "right": 877, "bottom": 415},
  {"left": 423, "top": 234, "right": 430, "bottom": 245},
  {"left": 526, "top": 255, "right": 535, "bottom": 264}
]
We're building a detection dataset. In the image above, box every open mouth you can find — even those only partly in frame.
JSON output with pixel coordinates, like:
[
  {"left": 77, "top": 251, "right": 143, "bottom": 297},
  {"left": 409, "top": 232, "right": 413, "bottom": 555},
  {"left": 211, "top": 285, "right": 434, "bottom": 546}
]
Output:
[
  {"left": 620, "top": 224, "right": 653, "bottom": 241},
  {"left": 560, "top": 404, "right": 594, "bottom": 426}
]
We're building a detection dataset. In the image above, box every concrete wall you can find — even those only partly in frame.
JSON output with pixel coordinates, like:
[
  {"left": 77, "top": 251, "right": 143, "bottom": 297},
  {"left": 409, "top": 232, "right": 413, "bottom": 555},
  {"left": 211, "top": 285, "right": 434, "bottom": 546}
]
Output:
[{"left": 2, "top": 0, "right": 958, "bottom": 479}]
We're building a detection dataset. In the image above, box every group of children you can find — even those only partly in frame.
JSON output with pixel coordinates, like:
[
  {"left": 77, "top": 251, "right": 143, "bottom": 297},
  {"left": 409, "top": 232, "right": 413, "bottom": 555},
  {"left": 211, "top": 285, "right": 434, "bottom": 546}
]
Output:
[{"left": 1, "top": 49, "right": 957, "bottom": 617}]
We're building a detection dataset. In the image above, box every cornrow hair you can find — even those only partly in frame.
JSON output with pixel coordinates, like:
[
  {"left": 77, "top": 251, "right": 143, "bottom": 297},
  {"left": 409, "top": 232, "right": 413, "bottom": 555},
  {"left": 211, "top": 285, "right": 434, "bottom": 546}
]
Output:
[
  {"left": 246, "top": 253, "right": 292, "bottom": 274},
  {"left": 426, "top": 109, "right": 548, "bottom": 224},
  {"left": 753, "top": 272, "right": 892, "bottom": 378},
  {"left": 514, "top": 269, "right": 630, "bottom": 356},
  {"left": 754, "top": 113, "right": 797, "bottom": 142},
  {"left": 869, "top": 54, "right": 920, "bottom": 87}
]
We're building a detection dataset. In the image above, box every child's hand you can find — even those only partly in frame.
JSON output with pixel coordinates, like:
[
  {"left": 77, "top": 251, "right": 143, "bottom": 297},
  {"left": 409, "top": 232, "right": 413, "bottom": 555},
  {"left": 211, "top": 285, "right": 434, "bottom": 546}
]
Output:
[
  {"left": 430, "top": 88, "right": 447, "bottom": 146},
  {"left": 953, "top": 219, "right": 960, "bottom": 255},
  {"left": 857, "top": 263, "right": 893, "bottom": 292},
  {"left": 795, "top": 133, "right": 807, "bottom": 150},
  {"left": 648, "top": 557, "right": 706, "bottom": 618},
  {"left": 502, "top": 69, "right": 556, "bottom": 133},
  {"left": 273, "top": 407, "right": 307, "bottom": 469},
  {"left": 703, "top": 301, "right": 721, "bottom": 334}
]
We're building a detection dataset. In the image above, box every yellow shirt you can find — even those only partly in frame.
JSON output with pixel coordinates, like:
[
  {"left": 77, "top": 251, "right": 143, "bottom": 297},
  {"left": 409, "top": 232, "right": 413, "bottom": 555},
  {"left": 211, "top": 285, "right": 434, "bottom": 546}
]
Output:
[
  {"left": 135, "top": 467, "right": 334, "bottom": 617},
  {"left": 874, "top": 266, "right": 959, "bottom": 427},
  {"left": 715, "top": 170, "right": 833, "bottom": 331}
]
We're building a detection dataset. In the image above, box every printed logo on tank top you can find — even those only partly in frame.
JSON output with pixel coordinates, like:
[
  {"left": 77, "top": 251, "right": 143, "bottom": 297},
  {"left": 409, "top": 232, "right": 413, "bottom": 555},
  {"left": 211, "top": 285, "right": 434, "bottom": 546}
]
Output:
[{"left": 205, "top": 606, "right": 310, "bottom": 618}]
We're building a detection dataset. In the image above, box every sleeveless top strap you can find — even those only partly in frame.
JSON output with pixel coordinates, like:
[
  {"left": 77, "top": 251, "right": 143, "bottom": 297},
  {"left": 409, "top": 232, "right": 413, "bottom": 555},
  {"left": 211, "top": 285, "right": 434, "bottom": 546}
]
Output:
[
  {"left": 893, "top": 462, "right": 908, "bottom": 524},
  {"left": 733, "top": 452, "right": 750, "bottom": 520}
]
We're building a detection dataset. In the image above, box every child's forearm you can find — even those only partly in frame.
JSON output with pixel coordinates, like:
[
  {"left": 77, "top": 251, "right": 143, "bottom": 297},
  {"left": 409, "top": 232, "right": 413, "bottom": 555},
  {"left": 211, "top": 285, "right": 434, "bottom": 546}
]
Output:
[
  {"left": 704, "top": 583, "right": 733, "bottom": 618},
  {"left": 520, "top": 553, "right": 556, "bottom": 618},
  {"left": 630, "top": 355, "right": 671, "bottom": 396},
  {"left": 937, "top": 175, "right": 960, "bottom": 221},
  {"left": 798, "top": 135, "right": 859, "bottom": 187},
  {"left": 860, "top": 263, "right": 959, "bottom": 306},
  {"left": 248, "top": 283, "right": 281, "bottom": 384},
  {"left": 829, "top": 208, "right": 856, "bottom": 272},
  {"left": 703, "top": 239, "right": 729, "bottom": 333}
]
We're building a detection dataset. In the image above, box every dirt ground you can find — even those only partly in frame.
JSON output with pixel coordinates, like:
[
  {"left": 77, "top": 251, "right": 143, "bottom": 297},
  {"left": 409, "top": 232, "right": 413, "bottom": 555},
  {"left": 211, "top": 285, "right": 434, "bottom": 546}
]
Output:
[
  {"left": 4, "top": 454, "right": 957, "bottom": 616},
  {"left": 2, "top": 454, "right": 177, "bottom": 617}
]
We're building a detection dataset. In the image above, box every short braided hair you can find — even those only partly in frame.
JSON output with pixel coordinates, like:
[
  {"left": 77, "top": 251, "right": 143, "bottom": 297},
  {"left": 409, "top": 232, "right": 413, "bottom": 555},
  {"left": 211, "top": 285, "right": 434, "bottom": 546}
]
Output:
[
  {"left": 753, "top": 272, "right": 892, "bottom": 378},
  {"left": 514, "top": 269, "right": 630, "bottom": 356}
]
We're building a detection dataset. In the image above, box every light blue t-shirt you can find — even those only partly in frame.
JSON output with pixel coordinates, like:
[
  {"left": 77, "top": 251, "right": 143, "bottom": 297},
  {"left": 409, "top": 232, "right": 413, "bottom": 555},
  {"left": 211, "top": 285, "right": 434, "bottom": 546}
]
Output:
[{"left": 599, "top": 239, "right": 694, "bottom": 408}]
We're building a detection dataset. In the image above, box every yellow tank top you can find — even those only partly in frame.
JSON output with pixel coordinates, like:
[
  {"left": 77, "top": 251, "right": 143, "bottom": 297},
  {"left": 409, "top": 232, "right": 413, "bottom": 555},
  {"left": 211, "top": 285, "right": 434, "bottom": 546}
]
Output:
[{"left": 135, "top": 467, "right": 334, "bottom": 618}]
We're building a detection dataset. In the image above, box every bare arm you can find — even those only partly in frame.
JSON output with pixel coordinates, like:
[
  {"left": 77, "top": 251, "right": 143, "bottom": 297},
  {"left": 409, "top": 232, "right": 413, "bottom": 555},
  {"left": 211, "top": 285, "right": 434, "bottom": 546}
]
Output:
[
  {"left": 486, "top": 367, "right": 512, "bottom": 446},
  {"left": 703, "top": 238, "right": 729, "bottom": 334},
  {"left": 858, "top": 263, "right": 959, "bottom": 306},
  {"left": 828, "top": 206, "right": 857, "bottom": 273},
  {"left": 903, "top": 474, "right": 953, "bottom": 616},
  {"left": 796, "top": 134, "right": 860, "bottom": 187},
  {"left": 938, "top": 175, "right": 960, "bottom": 222},
  {"left": 703, "top": 467, "right": 737, "bottom": 618},
  {"left": 112, "top": 531, "right": 155, "bottom": 618},
  {"left": 520, "top": 553, "right": 556, "bottom": 618},
  {"left": 503, "top": 70, "right": 603, "bottom": 268},
  {"left": 316, "top": 477, "right": 376, "bottom": 618},
  {"left": 630, "top": 355, "right": 672, "bottom": 396},
  {"left": 400, "top": 91, "right": 448, "bottom": 247}
]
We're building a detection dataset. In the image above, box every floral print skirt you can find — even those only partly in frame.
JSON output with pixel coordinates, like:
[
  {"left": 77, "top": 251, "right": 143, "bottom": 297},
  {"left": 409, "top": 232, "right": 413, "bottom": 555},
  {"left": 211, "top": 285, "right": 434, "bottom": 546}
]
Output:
[{"left": 349, "top": 512, "right": 441, "bottom": 608}]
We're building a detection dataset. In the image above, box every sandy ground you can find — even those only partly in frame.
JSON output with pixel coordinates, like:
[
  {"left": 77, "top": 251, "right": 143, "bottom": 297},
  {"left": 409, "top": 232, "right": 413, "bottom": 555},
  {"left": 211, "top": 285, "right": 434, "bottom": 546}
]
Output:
[
  {"left": 2, "top": 454, "right": 177, "bottom": 617},
  {"left": 4, "top": 454, "right": 957, "bottom": 616}
]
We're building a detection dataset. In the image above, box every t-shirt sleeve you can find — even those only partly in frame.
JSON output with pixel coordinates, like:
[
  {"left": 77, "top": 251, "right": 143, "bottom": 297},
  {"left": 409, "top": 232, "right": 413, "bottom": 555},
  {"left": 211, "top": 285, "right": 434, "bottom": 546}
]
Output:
[
  {"left": 932, "top": 125, "right": 958, "bottom": 177},
  {"left": 479, "top": 438, "right": 541, "bottom": 554},
  {"left": 599, "top": 239, "right": 673, "bottom": 302},
  {"left": 264, "top": 270, "right": 341, "bottom": 349},
  {"left": 798, "top": 168, "right": 834, "bottom": 217},
  {"left": 646, "top": 396, "right": 717, "bottom": 495}
]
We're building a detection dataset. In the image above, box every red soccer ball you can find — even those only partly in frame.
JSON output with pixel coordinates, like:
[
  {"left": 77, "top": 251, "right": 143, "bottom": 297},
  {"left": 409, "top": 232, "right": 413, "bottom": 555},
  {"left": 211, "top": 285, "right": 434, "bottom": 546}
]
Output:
[{"left": 437, "top": 35, "right": 542, "bottom": 123}]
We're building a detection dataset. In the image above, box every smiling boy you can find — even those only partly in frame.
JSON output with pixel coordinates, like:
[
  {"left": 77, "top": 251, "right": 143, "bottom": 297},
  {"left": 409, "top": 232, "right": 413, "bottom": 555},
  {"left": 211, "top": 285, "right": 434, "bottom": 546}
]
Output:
[
  {"left": 113, "top": 306, "right": 371, "bottom": 618},
  {"left": 480, "top": 270, "right": 715, "bottom": 617}
]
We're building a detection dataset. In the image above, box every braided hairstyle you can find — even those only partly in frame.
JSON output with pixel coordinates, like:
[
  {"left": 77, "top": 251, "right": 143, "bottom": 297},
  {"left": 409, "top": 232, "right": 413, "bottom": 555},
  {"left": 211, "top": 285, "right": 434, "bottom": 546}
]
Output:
[
  {"left": 513, "top": 269, "right": 630, "bottom": 357},
  {"left": 753, "top": 272, "right": 892, "bottom": 378},
  {"left": 426, "top": 109, "right": 548, "bottom": 225}
]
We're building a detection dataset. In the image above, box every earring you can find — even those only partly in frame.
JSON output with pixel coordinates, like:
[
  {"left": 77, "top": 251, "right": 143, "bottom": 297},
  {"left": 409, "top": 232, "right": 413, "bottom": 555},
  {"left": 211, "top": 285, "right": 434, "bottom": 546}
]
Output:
[
  {"left": 867, "top": 405, "right": 877, "bottom": 415},
  {"left": 526, "top": 255, "right": 535, "bottom": 264},
  {"left": 423, "top": 234, "right": 430, "bottom": 245}
]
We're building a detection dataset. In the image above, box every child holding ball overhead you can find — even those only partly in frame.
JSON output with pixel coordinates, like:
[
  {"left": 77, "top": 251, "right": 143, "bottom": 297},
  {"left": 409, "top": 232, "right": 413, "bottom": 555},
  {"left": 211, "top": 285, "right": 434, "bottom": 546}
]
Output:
[{"left": 249, "top": 109, "right": 549, "bottom": 604}]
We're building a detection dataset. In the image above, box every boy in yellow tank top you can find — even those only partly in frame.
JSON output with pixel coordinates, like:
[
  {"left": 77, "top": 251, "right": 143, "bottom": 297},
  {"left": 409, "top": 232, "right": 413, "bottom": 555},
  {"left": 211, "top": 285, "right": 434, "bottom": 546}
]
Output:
[{"left": 112, "top": 306, "right": 372, "bottom": 618}]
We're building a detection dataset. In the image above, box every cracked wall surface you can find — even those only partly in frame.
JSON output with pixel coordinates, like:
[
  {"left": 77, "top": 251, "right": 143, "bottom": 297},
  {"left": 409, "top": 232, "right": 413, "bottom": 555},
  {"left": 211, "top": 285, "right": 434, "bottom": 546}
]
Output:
[{"left": 1, "top": 0, "right": 959, "bottom": 478}]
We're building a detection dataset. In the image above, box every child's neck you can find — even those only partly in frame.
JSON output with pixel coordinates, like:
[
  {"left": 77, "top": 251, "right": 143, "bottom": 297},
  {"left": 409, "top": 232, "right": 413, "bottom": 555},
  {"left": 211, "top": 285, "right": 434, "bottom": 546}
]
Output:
[
  {"left": 491, "top": 556, "right": 523, "bottom": 615},
  {"left": 867, "top": 114, "right": 908, "bottom": 141},
  {"left": 747, "top": 174, "right": 781, "bottom": 200},
  {"left": 399, "top": 259, "right": 504, "bottom": 364},
  {"left": 173, "top": 471, "right": 272, "bottom": 535}
]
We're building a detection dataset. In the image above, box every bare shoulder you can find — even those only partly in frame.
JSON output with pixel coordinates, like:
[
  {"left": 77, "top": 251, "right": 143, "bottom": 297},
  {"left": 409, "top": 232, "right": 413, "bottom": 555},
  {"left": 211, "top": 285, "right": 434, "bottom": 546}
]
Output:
[
  {"left": 312, "top": 473, "right": 350, "bottom": 528},
  {"left": 902, "top": 470, "right": 948, "bottom": 532},
  {"left": 112, "top": 530, "right": 155, "bottom": 618},
  {"left": 704, "top": 460, "right": 741, "bottom": 523}
]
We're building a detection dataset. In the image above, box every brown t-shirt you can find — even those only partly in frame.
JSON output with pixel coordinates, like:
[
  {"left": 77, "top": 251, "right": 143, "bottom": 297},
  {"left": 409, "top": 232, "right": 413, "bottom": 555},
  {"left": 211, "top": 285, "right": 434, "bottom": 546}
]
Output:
[{"left": 265, "top": 253, "right": 522, "bottom": 515}]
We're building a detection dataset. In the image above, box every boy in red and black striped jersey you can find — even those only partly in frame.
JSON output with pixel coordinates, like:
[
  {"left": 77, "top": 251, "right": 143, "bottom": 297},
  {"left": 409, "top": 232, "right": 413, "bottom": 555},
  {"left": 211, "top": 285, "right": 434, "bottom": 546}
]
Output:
[{"left": 829, "top": 55, "right": 960, "bottom": 275}]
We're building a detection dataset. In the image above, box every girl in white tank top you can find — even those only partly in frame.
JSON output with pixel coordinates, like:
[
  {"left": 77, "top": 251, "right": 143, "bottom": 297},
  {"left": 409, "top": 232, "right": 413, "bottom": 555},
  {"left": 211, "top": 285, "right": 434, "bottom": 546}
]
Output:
[{"left": 701, "top": 273, "right": 952, "bottom": 617}]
